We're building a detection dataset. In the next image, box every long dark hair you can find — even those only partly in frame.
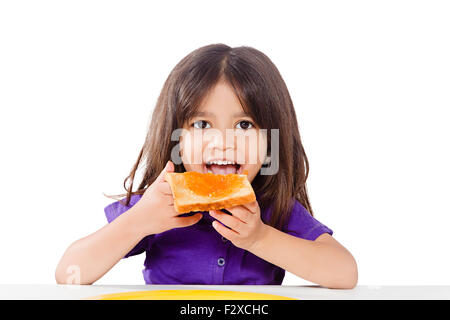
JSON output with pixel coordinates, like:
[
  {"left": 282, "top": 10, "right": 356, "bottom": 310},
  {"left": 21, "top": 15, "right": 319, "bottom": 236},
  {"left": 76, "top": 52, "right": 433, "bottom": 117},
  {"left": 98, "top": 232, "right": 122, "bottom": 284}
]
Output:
[{"left": 105, "top": 43, "right": 313, "bottom": 231}]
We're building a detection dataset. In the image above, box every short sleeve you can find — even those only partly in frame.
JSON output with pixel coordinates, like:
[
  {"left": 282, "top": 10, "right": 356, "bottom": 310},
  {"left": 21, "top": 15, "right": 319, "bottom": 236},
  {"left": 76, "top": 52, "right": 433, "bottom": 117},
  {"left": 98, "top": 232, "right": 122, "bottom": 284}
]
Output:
[
  {"left": 282, "top": 200, "right": 333, "bottom": 241},
  {"left": 104, "top": 194, "right": 153, "bottom": 258}
]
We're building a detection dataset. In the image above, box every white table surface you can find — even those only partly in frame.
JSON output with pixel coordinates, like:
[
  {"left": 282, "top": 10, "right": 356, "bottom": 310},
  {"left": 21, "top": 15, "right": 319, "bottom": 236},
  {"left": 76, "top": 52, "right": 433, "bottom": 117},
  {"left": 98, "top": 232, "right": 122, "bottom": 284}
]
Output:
[{"left": 0, "top": 285, "right": 449, "bottom": 300}]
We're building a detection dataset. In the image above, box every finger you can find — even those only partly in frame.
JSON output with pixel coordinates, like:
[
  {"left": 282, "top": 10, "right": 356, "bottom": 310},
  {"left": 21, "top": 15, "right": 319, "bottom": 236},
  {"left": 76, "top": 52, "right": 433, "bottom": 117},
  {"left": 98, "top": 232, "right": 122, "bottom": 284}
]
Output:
[
  {"left": 224, "top": 206, "right": 251, "bottom": 223},
  {"left": 156, "top": 160, "right": 174, "bottom": 183},
  {"left": 156, "top": 181, "right": 173, "bottom": 196},
  {"left": 212, "top": 220, "right": 238, "bottom": 241},
  {"left": 241, "top": 200, "right": 259, "bottom": 214},
  {"left": 173, "top": 213, "right": 203, "bottom": 228},
  {"left": 165, "top": 160, "right": 175, "bottom": 173},
  {"left": 209, "top": 210, "right": 243, "bottom": 233},
  {"left": 165, "top": 195, "right": 174, "bottom": 207}
]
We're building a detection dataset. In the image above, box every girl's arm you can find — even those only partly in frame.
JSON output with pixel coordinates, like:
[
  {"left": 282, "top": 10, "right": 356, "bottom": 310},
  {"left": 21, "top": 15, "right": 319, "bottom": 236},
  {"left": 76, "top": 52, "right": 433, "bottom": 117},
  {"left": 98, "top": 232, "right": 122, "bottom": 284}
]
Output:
[
  {"left": 249, "top": 226, "right": 358, "bottom": 289},
  {"left": 55, "top": 161, "right": 202, "bottom": 285},
  {"left": 55, "top": 206, "right": 147, "bottom": 285}
]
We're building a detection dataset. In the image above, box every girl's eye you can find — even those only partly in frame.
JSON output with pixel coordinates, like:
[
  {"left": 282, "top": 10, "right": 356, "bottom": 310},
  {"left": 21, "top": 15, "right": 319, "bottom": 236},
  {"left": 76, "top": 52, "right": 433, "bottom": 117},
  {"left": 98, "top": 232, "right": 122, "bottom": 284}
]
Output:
[
  {"left": 192, "top": 120, "right": 211, "bottom": 129},
  {"left": 236, "top": 120, "right": 254, "bottom": 130}
]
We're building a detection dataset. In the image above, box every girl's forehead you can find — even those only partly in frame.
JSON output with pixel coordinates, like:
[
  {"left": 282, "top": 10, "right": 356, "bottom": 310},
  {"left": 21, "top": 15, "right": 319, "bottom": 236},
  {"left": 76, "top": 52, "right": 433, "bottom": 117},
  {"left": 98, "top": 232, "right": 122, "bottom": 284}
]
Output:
[
  {"left": 197, "top": 80, "right": 245, "bottom": 112},
  {"left": 182, "top": 78, "right": 256, "bottom": 126},
  {"left": 194, "top": 102, "right": 249, "bottom": 120},
  {"left": 191, "top": 109, "right": 250, "bottom": 119}
]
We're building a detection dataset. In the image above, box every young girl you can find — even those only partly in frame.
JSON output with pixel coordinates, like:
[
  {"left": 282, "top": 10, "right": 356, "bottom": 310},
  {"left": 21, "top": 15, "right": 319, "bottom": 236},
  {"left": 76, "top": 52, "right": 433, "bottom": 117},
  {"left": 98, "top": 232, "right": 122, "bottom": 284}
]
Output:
[{"left": 55, "top": 44, "right": 358, "bottom": 289}]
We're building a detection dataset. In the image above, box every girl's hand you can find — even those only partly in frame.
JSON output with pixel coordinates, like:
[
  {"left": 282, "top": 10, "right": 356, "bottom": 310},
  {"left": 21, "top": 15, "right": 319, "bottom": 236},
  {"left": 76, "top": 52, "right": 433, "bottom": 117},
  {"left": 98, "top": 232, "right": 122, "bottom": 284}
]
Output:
[
  {"left": 132, "top": 160, "right": 203, "bottom": 236},
  {"left": 209, "top": 201, "right": 268, "bottom": 251}
]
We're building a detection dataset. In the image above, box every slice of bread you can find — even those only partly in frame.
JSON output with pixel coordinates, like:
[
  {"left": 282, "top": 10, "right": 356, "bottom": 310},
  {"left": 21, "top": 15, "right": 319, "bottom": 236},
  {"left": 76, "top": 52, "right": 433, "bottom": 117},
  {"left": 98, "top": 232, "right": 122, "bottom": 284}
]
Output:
[{"left": 164, "top": 171, "right": 256, "bottom": 213}]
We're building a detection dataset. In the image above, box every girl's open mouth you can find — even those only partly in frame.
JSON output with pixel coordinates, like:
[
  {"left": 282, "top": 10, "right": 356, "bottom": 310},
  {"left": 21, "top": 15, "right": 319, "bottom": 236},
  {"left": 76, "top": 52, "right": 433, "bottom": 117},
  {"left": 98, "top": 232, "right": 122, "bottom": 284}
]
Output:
[{"left": 203, "top": 160, "right": 243, "bottom": 174}]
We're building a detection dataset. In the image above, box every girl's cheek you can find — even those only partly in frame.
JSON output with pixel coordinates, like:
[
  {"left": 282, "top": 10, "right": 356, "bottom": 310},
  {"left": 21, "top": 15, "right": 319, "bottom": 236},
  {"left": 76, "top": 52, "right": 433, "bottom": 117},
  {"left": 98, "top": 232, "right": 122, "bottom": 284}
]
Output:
[
  {"left": 258, "top": 130, "right": 268, "bottom": 165},
  {"left": 180, "top": 130, "right": 205, "bottom": 168},
  {"left": 241, "top": 130, "right": 267, "bottom": 166}
]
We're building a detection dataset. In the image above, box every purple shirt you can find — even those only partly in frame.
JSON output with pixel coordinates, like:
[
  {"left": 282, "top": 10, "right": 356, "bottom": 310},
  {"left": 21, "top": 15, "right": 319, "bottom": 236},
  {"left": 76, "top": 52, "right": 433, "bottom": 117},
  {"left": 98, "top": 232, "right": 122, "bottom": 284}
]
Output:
[{"left": 104, "top": 194, "right": 333, "bottom": 285}]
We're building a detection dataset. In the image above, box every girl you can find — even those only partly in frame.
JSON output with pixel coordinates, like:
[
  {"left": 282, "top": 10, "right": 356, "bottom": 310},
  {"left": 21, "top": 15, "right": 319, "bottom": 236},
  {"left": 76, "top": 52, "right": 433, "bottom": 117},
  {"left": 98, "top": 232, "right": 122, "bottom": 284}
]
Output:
[{"left": 55, "top": 44, "right": 358, "bottom": 288}]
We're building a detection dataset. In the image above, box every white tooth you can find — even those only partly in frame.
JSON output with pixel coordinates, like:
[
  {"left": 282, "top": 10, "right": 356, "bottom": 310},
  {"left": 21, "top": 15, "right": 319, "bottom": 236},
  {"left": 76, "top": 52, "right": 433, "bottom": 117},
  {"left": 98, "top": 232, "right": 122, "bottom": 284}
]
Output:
[
  {"left": 217, "top": 160, "right": 223, "bottom": 165},
  {"left": 208, "top": 169, "right": 212, "bottom": 173}
]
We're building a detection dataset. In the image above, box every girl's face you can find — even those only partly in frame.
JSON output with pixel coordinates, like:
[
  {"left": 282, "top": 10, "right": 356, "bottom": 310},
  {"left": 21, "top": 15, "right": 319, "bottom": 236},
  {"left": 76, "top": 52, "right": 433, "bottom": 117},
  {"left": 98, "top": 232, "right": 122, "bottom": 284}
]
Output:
[{"left": 179, "top": 79, "right": 267, "bottom": 183}]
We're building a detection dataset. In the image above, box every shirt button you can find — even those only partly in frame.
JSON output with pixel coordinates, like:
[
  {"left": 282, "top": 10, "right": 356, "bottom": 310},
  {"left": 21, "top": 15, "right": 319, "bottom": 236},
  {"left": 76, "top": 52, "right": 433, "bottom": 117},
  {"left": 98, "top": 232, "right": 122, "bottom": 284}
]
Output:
[
  {"left": 217, "top": 257, "right": 225, "bottom": 267},
  {"left": 221, "top": 236, "right": 228, "bottom": 242}
]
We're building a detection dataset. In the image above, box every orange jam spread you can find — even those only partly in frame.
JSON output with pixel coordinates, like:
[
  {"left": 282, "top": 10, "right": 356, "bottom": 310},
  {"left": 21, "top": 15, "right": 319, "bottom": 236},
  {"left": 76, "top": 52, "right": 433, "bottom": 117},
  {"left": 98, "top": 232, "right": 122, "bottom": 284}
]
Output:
[{"left": 184, "top": 171, "right": 247, "bottom": 198}]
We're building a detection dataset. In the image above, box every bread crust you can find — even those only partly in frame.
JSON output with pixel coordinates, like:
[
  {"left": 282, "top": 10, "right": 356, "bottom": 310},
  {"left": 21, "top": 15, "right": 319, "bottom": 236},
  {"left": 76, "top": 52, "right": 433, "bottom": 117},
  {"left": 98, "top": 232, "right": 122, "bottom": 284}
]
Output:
[{"left": 173, "top": 192, "right": 256, "bottom": 213}]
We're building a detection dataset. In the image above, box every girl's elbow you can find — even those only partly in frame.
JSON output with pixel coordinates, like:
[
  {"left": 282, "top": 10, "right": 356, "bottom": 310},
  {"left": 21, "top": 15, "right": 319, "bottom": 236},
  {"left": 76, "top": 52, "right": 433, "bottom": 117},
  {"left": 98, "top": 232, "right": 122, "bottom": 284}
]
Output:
[
  {"left": 340, "top": 275, "right": 358, "bottom": 289},
  {"left": 349, "top": 255, "right": 359, "bottom": 288},
  {"left": 327, "top": 273, "right": 358, "bottom": 290},
  {"left": 339, "top": 271, "right": 358, "bottom": 289},
  {"left": 55, "top": 261, "right": 94, "bottom": 285},
  {"left": 338, "top": 256, "right": 359, "bottom": 289},
  {"left": 55, "top": 268, "right": 69, "bottom": 285},
  {"left": 55, "top": 269, "right": 94, "bottom": 285},
  {"left": 326, "top": 255, "right": 358, "bottom": 289}
]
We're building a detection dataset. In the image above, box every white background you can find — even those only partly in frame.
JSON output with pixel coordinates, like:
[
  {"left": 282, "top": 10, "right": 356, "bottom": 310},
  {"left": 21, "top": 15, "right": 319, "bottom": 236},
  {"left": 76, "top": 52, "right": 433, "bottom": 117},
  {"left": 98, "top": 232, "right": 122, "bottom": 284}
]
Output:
[{"left": 0, "top": 1, "right": 449, "bottom": 286}]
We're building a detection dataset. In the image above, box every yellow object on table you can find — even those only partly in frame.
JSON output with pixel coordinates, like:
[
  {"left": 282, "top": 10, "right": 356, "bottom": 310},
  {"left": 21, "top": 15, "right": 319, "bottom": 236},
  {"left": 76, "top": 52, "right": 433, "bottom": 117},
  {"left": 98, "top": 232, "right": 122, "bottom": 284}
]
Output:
[{"left": 86, "top": 289, "right": 296, "bottom": 300}]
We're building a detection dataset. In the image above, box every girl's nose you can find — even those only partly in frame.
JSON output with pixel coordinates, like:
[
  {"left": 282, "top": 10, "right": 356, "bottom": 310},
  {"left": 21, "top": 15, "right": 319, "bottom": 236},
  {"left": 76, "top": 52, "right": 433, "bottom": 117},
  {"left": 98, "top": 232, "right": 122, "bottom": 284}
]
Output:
[{"left": 204, "top": 128, "right": 236, "bottom": 153}]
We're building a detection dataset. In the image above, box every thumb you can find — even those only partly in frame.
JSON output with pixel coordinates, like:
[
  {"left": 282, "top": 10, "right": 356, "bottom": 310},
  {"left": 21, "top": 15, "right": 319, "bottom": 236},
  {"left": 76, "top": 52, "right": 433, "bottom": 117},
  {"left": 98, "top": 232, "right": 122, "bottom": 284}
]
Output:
[
  {"left": 157, "top": 160, "right": 174, "bottom": 183},
  {"left": 166, "top": 160, "right": 175, "bottom": 173}
]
